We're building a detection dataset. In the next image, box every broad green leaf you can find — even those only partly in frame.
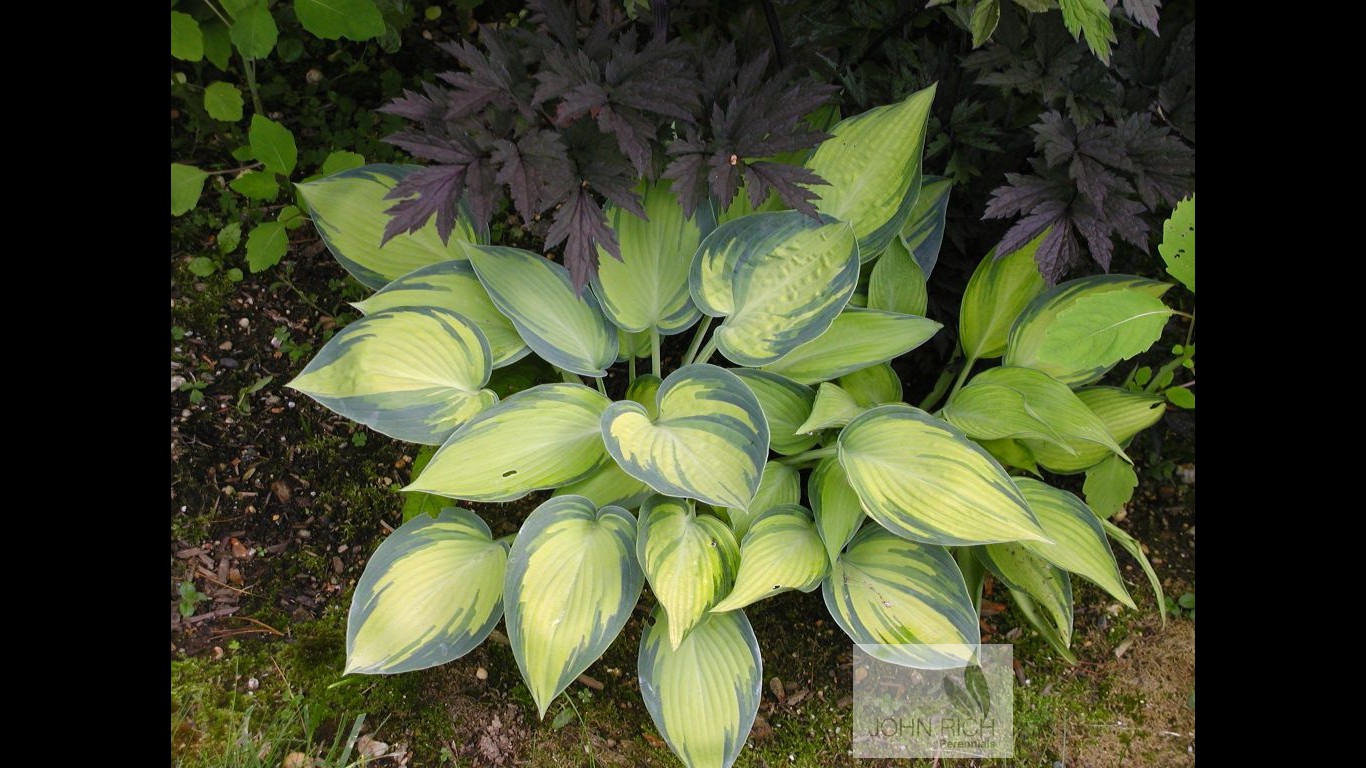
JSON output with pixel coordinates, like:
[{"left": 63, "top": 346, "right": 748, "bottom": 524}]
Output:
[
  {"left": 732, "top": 370, "right": 819, "bottom": 456},
  {"left": 823, "top": 525, "right": 980, "bottom": 669},
  {"left": 690, "top": 211, "right": 859, "bottom": 366},
  {"left": 639, "top": 607, "right": 761, "bottom": 768},
  {"left": 1010, "top": 589, "right": 1076, "bottom": 664},
  {"left": 245, "top": 221, "right": 288, "bottom": 271},
  {"left": 979, "top": 438, "right": 1039, "bottom": 474},
  {"left": 409, "top": 383, "right": 611, "bottom": 501},
  {"left": 805, "top": 84, "right": 936, "bottom": 258},
  {"left": 319, "top": 150, "right": 366, "bottom": 176},
  {"left": 1005, "top": 275, "right": 1173, "bottom": 386},
  {"left": 505, "top": 496, "right": 643, "bottom": 717},
  {"left": 763, "top": 308, "right": 941, "bottom": 384},
  {"left": 295, "top": 0, "right": 385, "bottom": 40},
  {"left": 249, "top": 115, "right": 297, "bottom": 177},
  {"left": 617, "top": 328, "right": 651, "bottom": 361},
  {"left": 868, "top": 238, "right": 928, "bottom": 316},
  {"left": 346, "top": 508, "right": 506, "bottom": 674},
  {"left": 637, "top": 497, "right": 740, "bottom": 649},
  {"left": 228, "top": 170, "right": 279, "bottom": 201},
  {"left": 971, "top": 0, "right": 1001, "bottom": 47},
  {"left": 838, "top": 404, "right": 1046, "bottom": 545},
  {"left": 958, "top": 232, "right": 1047, "bottom": 360},
  {"left": 602, "top": 364, "right": 768, "bottom": 510},
  {"left": 838, "top": 363, "right": 902, "bottom": 407},
  {"left": 399, "top": 446, "right": 445, "bottom": 522},
  {"left": 203, "top": 82, "right": 243, "bottom": 122},
  {"left": 170, "top": 12, "right": 204, "bottom": 61},
  {"left": 466, "top": 244, "right": 618, "bottom": 377},
  {"left": 217, "top": 222, "right": 243, "bottom": 254},
  {"left": 711, "top": 505, "right": 827, "bottom": 612},
  {"left": 1166, "top": 386, "right": 1195, "bottom": 409},
  {"left": 625, "top": 375, "right": 663, "bottom": 419},
  {"left": 287, "top": 308, "right": 497, "bottom": 445},
  {"left": 352, "top": 260, "right": 529, "bottom": 368},
  {"left": 723, "top": 460, "right": 800, "bottom": 540},
  {"left": 1159, "top": 195, "right": 1195, "bottom": 293},
  {"left": 229, "top": 2, "right": 278, "bottom": 59},
  {"left": 976, "top": 543, "right": 1073, "bottom": 646},
  {"left": 795, "top": 383, "right": 862, "bottom": 435},
  {"left": 554, "top": 460, "right": 652, "bottom": 510},
  {"left": 170, "top": 163, "right": 208, "bottom": 216},
  {"left": 1103, "top": 519, "right": 1164, "bottom": 625},
  {"left": 944, "top": 366, "right": 1126, "bottom": 459},
  {"left": 297, "top": 164, "right": 482, "bottom": 289},
  {"left": 899, "top": 176, "right": 952, "bottom": 277},
  {"left": 1059, "top": 0, "right": 1116, "bottom": 63},
  {"left": 593, "top": 182, "right": 703, "bottom": 335},
  {"left": 809, "top": 457, "right": 864, "bottom": 565},
  {"left": 1015, "top": 479, "right": 1134, "bottom": 608},
  {"left": 1025, "top": 386, "right": 1166, "bottom": 473},
  {"left": 201, "top": 21, "right": 232, "bottom": 68},
  {"left": 1083, "top": 455, "right": 1138, "bottom": 518}
]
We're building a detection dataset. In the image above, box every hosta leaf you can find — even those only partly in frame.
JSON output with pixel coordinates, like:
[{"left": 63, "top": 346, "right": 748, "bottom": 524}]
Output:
[
  {"left": 690, "top": 211, "right": 859, "bottom": 366},
  {"left": 838, "top": 404, "right": 1046, "bottom": 545},
  {"left": 409, "top": 383, "right": 611, "bottom": 501},
  {"left": 466, "top": 244, "right": 618, "bottom": 377},
  {"left": 637, "top": 497, "right": 740, "bottom": 649},
  {"left": 823, "top": 525, "right": 980, "bottom": 669},
  {"left": 958, "top": 231, "right": 1047, "bottom": 361},
  {"left": 554, "top": 460, "right": 652, "bottom": 510},
  {"left": 601, "top": 365, "right": 768, "bottom": 509},
  {"left": 1084, "top": 455, "right": 1138, "bottom": 518},
  {"left": 1159, "top": 195, "right": 1195, "bottom": 293},
  {"left": 1014, "top": 479, "right": 1134, "bottom": 608},
  {"left": 346, "top": 508, "right": 506, "bottom": 674},
  {"left": 625, "top": 375, "right": 663, "bottom": 419},
  {"left": 868, "top": 238, "right": 928, "bottom": 317},
  {"left": 805, "top": 84, "right": 937, "bottom": 258},
  {"left": 732, "top": 370, "right": 819, "bottom": 456},
  {"left": 639, "top": 607, "right": 761, "bottom": 768},
  {"left": 764, "top": 308, "right": 941, "bottom": 385},
  {"left": 944, "top": 366, "right": 1126, "bottom": 459},
  {"left": 809, "top": 457, "right": 865, "bottom": 565},
  {"left": 976, "top": 543, "right": 1073, "bottom": 647},
  {"left": 900, "top": 176, "right": 952, "bottom": 277},
  {"left": 297, "top": 164, "right": 482, "bottom": 289},
  {"left": 1103, "top": 519, "right": 1165, "bottom": 625},
  {"left": 1025, "top": 387, "right": 1166, "bottom": 473},
  {"left": 711, "top": 505, "right": 827, "bottom": 612},
  {"left": 1005, "top": 275, "right": 1172, "bottom": 386},
  {"left": 838, "top": 363, "right": 903, "bottom": 407},
  {"left": 618, "top": 328, "right": 652, "bottom": 361},
  {"left": 287, "top": 308, "right": 497, "bottom": 445},
  {"left": 505, "top": 496, "right": 643, "bottom": 717},
  {"left": 352, "top": 260, "right": 529, "bottom": 368},
  {"left": 723, "top": 460, "right": 800, "bottom": 540},
  {"left": 795, "top": 383, "right": 862, "bottom": 434},
  {"left": 593, "top": 182, "right": 704, "bottom": 335}
]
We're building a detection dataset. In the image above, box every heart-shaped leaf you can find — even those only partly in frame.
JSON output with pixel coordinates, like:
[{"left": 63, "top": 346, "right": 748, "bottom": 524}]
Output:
[
  {"left": 838, "top": 363, "right": 903, "bottom": 406},
  {"left": 710, "top": 505, "right": 827, "bottom": 612},
  {"left": 732, "top": 370, "right": 819, "bottom": 456},
  {"left": 637, "top": 497, "right": 740, "bottom": 649}
]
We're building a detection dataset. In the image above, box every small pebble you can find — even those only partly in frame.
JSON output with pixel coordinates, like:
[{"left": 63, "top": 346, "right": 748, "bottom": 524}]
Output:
[
  {"left": 246, "top": 677, "right": 259, "bottom": 691},
  {"left": 219, "top": 358, "right": 239, "bottom": 369},
  {"left": 238, "top": 318, "right": 250, "bottom": 329},
  {"left": 476, "top": 667, "right": 488, "bottom": 680}
]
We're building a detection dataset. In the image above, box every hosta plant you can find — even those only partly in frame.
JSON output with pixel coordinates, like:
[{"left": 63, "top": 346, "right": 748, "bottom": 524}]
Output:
[{"left": 288, "top": 83, "right": 1175, "bottom": 768}]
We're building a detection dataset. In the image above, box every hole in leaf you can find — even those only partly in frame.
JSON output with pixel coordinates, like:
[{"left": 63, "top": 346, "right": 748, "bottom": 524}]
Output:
[{"left": 502, "top": 470, "right": 518, "bottom": 478}]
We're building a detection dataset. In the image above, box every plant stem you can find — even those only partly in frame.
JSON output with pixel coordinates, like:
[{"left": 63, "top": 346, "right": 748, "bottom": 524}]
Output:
[
  {"left": 917, "top": 367, "right": 955, "bottom": 411},
  {"left": 776, "top": 446, "right": 838, "bottom": 466},
  {"left": 628, "top": 354, "right": 637, "bottom": 383},
  {"left": 557, "top": 367, "right": 584, "bottom": 385},
  {"left": 948, "top": 355, "right": 977, "bottom": 401},
  {"left": 650, "top": 326, "right": 662, "bottom": 378},
  {"left": 681, "top": 316, "right": 713, "bottom": 367},
  {"left": 242, "top": 58, "right": 263, "bottom": 115},
  {"left": 694, "top": 336, "right": 719, "bottom": 367},
  {"left": 595, "top": 377, "right": 608, "bottom": 396},
  {"left": 1184, "top": 309, "right": 1196, "bottom": 348}
]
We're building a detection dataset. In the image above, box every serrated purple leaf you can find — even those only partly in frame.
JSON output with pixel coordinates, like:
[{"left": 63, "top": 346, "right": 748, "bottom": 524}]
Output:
[
  {"left": 1122, "top": 0, "right": 1162, "bottom": 34},
  {"left": 546, "top": 187, "right": 618, "bottom": 294},
  {"left": 743, "top": 161, "right": 825, "bottom": 218},
  {"left": 381, "top": 166, "right": 467, "bottom": 244}
]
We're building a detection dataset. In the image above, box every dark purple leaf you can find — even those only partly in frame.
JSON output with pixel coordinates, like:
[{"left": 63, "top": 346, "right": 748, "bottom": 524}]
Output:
[
  {"left": 546, "top": 187, "right": 618, "bottom": 294},
  {"left": 742, "top": 162, "right": 825, "bottom": 218},
  {"left": 1122, "top": 0, "right": 1162, "bottom": 34},
  {"left": 382, "top": 166, "right": 467, "bottom": 244}
]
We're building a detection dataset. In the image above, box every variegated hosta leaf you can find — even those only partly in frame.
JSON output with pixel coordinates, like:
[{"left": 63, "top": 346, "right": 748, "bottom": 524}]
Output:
[
  {"left": 723, "top": 460, "right": 800, "bottom": 540},
  {"left": 958, "top": 232, "right": 1047, "bottom": 361},
  {"left": 351, "top": 260, "right": 529, "bottom": 368},
  {"left": 868, "top": 238, "right": 928, "bottom": 317},
  {"left": 464, "top": 244, "right": 618, "bottom": 377},
  {"left": 1102, "top": 518, "right": 1165, "bottom": 624},
  {"left": 592, "top": 181, "right": 703, "bottom": 335},
  {"left": 732, "top": 370, "right": 819, "bottom": 456},
  {"left": 711, "top": 505, "right": 827, "bottom": 612},
  {"left": 505, "top": 496, "right": 643, "bottom": 717},
  {"left": 346, "top": 508, "right": 507, "bottom": 674},
  {"left": 639, "top": 607, "right": 761, "bottom": 768},
  {"left": 795, "top": 382, "right": 863, "bottom": 434},
  {"left": 838, "top": 404, "right": 1047, "bottom": 545},
  {"left": 805, "top": 84, "right": 936, "bottom": 258},
  {"left": 554, "top": 460, "right": 652, "bottom": 510},
  {"left": 409, "top": 383, "right": 610, "bottom": 501},
  {"left": 1014, "top": 479, "right": 1134, "bottom": 608},
  {"left": 944, "top": 366, "right": 1127, "bottom": 459},
  {"left": 1025, "top": 387, "right": 1166, "bottom": 473},
  {"left": 1005, "top": 275, "right": 1173, "bottom": 387},
  {"left": 690, "top": 211, "right": 859, "bottom": 366},
  {"left": 618, "top": 327, "right": 652, "bottom": 361},
  {"left": 288, "top": 308, "right": 497, "bottom": 445},
  {"left": 763, "top": 308, "right": 941, "bottom": 384},
  {"left": 296, "top": 164, "right": 482, "bottom": 289},
  {"left": 838, "top": 362, "right": 903, "bottom": 407},
  {"left": 975, "top": 543, "right": 1073, "bottom": 648},
  {"left": 979, "top": 438, "right": 1040, "bottom": 475},
  {"left": 625, "top": 374, "right": 663, "bottom": 419},
  {"left": 822, "top": 525, "right": 980, "bottom": 669},
  {"left": 899, "top": 176, "right": 952, "bottom": 277},
  {"left": 601, "top": 364, "right": 769, "bottom": 509},
  {"left": 810, "top": 457, "right": 865, "bottom": 564},
  {"left": 636, "top": 497, "right": 740, "bottom": 649}
]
